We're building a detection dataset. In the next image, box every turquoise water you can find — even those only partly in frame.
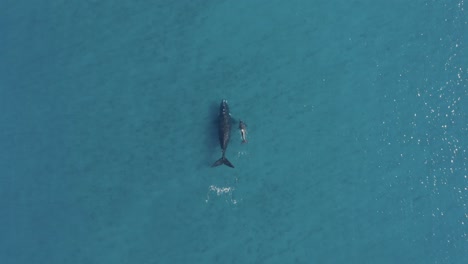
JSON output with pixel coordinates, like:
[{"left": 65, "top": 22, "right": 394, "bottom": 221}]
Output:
[{"left": 1, "top": 1, "right": 467, "bottom": 263}]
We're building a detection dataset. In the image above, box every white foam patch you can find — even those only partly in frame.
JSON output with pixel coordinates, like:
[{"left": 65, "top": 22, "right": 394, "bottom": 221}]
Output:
[
  {"left": 237, "top": 151, "right": 249, "bottom": 158},
  {"left": 205, "top": 185, "right": 238, "bottom": 205}
]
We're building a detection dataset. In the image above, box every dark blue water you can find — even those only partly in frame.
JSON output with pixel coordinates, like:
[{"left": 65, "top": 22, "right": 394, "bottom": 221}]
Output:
[{"left": 1, "top": 1, "right": 466, "bottom": 263}]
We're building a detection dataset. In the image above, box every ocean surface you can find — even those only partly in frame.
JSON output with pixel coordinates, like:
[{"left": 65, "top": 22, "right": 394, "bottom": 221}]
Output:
[{"left": 0, "top": 1, "right": 466, "bottom": 263}]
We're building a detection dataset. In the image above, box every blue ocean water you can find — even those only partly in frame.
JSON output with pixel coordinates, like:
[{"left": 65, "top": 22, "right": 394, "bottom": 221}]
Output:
[{"left": 0, "top": 0, "right": 466, "bottom": 263}]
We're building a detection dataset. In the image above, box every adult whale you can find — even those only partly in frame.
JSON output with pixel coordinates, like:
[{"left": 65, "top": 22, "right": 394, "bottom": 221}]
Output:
[{"left": 211, "top": 100, "right": 234, "bottom": 168}]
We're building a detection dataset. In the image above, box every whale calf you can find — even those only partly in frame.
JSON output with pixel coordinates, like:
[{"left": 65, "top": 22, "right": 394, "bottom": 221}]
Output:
[{"left": 239, "top": 120, "right": 247, "bottom": 144}]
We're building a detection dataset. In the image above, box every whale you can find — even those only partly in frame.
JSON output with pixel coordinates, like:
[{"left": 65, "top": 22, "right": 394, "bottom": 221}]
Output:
[
  {"left": 239, "top": 120, "right": 247, "bottom": 144},
  {"left": 211, "top": 100, "right": 234, "bottom": 168}
]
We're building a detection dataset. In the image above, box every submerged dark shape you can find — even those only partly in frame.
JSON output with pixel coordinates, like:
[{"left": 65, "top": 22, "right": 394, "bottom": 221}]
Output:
[{"left": 211, "top": 100, "right": 234, "bottom": 168}]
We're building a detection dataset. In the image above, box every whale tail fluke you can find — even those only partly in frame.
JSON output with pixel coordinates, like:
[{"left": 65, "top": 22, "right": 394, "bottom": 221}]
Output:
[{"left": 211, "top": 156, "right": 234, "bottom": 168}]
